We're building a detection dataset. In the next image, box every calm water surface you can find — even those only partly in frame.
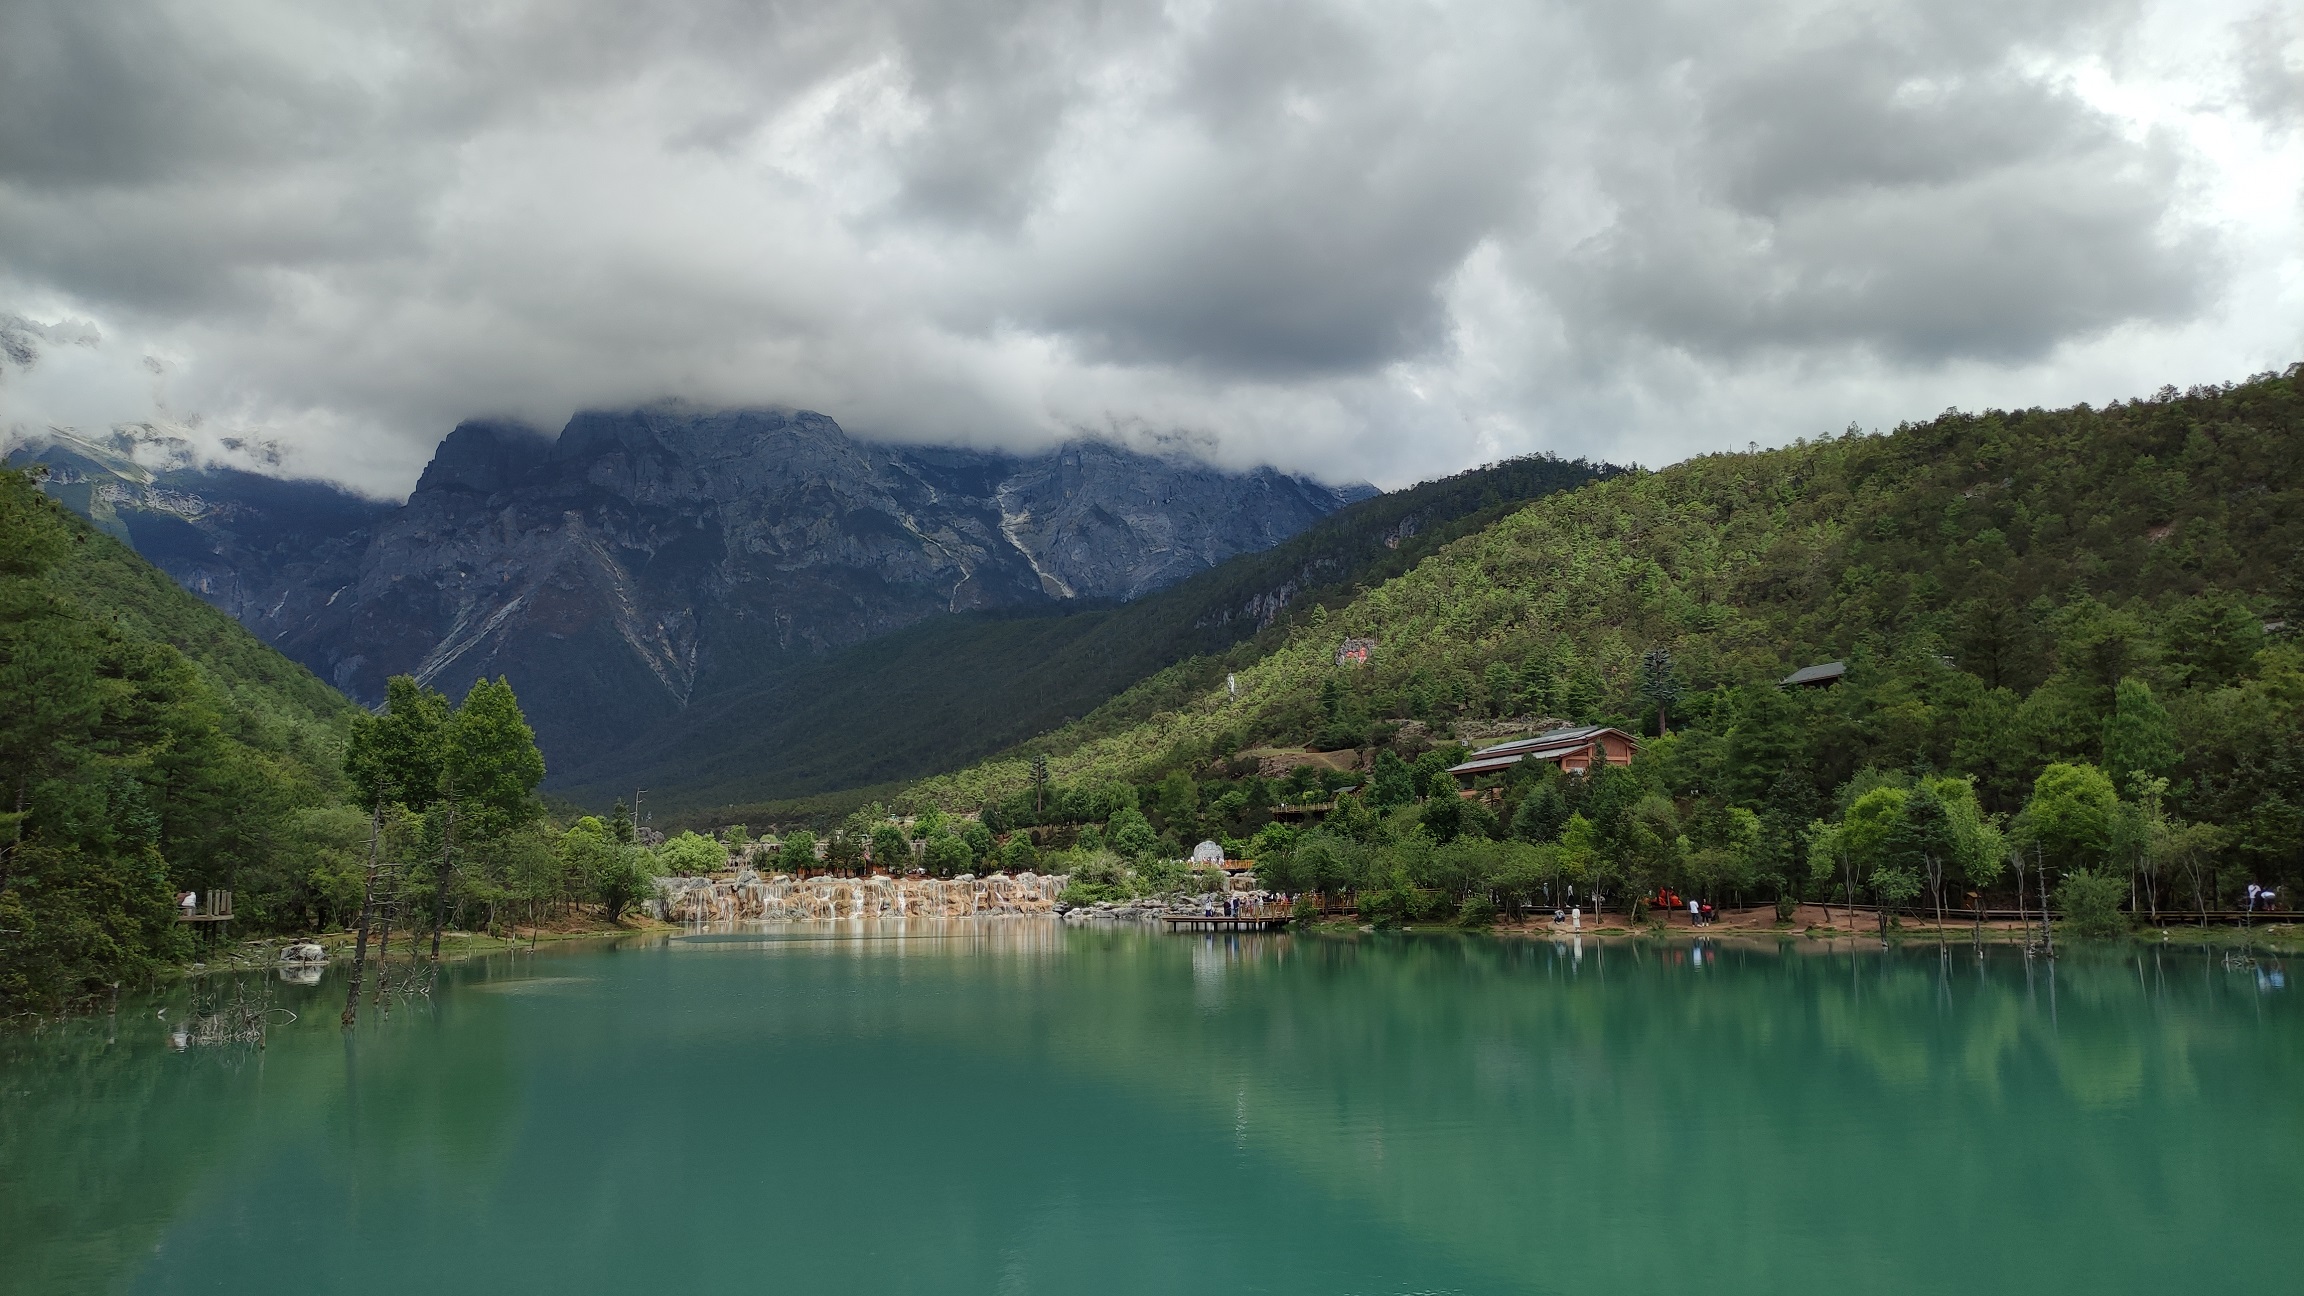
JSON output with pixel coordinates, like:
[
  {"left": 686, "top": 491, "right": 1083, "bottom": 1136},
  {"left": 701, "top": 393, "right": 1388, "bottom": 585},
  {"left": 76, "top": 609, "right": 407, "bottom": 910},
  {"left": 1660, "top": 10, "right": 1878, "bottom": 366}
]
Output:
[{"left": 3, "top": 925, "right": 2298, "bottom": 1295}]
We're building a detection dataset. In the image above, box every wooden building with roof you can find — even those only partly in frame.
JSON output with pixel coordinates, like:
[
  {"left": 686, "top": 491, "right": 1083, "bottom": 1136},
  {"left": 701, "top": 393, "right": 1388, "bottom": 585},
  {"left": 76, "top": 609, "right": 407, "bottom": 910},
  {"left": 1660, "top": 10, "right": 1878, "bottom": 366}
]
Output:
[
  {"left": 1445, "top": 724, "right": 1640, "bottom": 791},
  {"left": 1780, "top": 660, "right": 1847, "bottom": 689}
]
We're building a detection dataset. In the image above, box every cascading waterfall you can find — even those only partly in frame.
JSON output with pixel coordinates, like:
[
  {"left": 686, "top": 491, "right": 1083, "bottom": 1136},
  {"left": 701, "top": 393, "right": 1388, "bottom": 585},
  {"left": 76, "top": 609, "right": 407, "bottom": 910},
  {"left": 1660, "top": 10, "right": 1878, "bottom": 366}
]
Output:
[{"left": 659, "top": 869, "right": 1070, "bottom": 925}]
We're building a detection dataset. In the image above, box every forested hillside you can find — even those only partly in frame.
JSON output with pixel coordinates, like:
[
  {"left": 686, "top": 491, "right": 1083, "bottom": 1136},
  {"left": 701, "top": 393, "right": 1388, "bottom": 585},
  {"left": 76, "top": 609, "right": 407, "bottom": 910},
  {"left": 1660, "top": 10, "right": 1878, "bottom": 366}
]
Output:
[
  {"left": 900, "top": 370, "right": 2304, "bottom": 921},
  {"left": 0, "top": 468, "right": 358, "bottom": 1006},
  {"left": 584, "top": 452, "right": 1611, "bottom": 816},
  {"left": 0, "top": 465, "right": 725, "bottom": 1013}
]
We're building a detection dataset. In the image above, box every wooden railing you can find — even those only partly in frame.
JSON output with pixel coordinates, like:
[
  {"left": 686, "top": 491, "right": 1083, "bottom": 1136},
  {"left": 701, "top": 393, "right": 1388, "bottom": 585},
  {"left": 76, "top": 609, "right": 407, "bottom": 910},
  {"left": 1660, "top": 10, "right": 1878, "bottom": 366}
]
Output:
[{"left": 177, "top": 889, "right": 234, "bottom": 922}]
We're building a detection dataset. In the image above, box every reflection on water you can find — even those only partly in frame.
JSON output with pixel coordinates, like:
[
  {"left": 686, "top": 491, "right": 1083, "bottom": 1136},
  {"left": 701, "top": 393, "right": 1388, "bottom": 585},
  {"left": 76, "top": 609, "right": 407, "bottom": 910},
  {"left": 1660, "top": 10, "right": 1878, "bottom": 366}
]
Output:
[
  {"left": 675, "top": 915, "right": 1077, "bottom": 950},
  {"left": 660, "top": 872, "right": 1068, "bottom": 921},
  {"left": 462, "top": 976, "right": 598, "bottom": 994},
  {"left": 2, "top": 928, "right": 2297, "bottom": 1296}
]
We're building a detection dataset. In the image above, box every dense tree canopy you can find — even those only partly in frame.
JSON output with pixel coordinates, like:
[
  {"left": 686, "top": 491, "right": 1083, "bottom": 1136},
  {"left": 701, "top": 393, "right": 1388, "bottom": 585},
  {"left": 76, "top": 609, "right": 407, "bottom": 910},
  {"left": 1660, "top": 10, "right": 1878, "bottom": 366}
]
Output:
[
  {"left": 0, "top": 467, "right": 667, "bottom": 1010},
  {"left": 903, "top": 370, "right": 2304, "bottom": 926},
  {"left": 1, "top": 469, "right": 353, "bottom": 1007}
]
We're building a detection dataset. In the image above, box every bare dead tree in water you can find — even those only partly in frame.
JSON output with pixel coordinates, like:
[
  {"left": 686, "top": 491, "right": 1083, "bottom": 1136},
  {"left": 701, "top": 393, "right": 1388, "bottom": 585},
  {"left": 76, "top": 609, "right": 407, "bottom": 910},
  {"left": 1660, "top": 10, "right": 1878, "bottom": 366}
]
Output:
[
  {"left": 339, "top": 674, "right": 452, "bottom": 1026},
  {"left": 374, "top": 855, "right": 397, "bottom": 1004},
  {"left": 1923, "top": 847, "right": 1947, "bottom": 949},
  {"left": 2183, "top": 841, "right": 2212, "bottom": 928},
  {"left": 381, "top": 928, "right": 439, "bottom": 1005},
  {"left": 430, "top": 775, "right": 456, "bottom": 961},
  {"left": 2037, "top": 850, "right": 2055, "bottom": 957},
  {"left": 181, "top": 975, "right": 293, "bottom": 1051},
  {"left": 2010, "top": 845, "right": 2028, "bottom": 946},
  {"left": 341, "top": 803, "right": 382, "bottom": 1027},
  {"left": 358, "top": 851, "right": 442, "bottom": 1013}
]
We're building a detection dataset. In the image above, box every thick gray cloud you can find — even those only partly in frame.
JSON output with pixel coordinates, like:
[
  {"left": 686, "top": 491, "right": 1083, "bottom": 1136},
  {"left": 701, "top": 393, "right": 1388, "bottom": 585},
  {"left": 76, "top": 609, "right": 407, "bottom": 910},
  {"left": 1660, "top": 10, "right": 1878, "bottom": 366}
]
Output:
[
  {"left": 1542, "top": 0, "right": 2216, "bottom": 364},
  {"left": 2237, "top": 6, "right": 2304, "bottom": 132},
  {"left": 0, "top": 0, "right": 2294, "bottom": 495}
]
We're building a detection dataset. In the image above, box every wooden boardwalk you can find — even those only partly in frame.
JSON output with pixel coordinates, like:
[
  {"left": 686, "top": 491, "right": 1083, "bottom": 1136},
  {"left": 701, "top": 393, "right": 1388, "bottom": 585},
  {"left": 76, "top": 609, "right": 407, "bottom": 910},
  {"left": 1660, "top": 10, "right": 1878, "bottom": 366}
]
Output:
[{"left": 1815, "top": 903, "right": 2297, "bottom": 927}]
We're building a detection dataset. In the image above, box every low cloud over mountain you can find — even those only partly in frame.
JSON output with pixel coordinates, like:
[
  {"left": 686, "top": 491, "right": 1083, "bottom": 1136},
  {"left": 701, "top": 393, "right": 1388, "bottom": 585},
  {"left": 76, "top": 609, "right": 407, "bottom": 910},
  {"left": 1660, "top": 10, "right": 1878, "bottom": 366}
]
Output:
[
  {"left": 11, "top": 407, "right": 1362, "bottom": 770},
  {"left": 2, "top": 0, "right": 2299, "bottom": 495}
]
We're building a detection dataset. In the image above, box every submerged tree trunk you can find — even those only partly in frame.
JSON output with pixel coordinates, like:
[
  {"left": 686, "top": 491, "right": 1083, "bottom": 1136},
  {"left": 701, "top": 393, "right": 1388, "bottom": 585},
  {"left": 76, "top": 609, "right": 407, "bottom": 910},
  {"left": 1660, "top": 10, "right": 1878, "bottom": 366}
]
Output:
[{"left": 341, "top": 802, "right": 382, "bottom": 1028}]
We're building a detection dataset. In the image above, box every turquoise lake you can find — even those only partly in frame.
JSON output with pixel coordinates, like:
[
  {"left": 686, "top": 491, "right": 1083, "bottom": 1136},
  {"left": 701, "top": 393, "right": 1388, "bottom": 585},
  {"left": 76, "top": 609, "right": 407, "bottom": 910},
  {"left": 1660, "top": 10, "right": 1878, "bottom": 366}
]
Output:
[{"left": 3, "top": 924, "right": 2299, "bottom": 1295}]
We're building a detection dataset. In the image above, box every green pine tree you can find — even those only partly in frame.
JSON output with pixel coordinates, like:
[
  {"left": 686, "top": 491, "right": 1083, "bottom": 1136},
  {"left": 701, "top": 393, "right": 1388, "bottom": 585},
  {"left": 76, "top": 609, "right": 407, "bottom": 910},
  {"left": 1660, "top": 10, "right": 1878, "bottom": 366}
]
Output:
[{"left": 2100, "top": 676, "right": 2177, "bottom": 788}]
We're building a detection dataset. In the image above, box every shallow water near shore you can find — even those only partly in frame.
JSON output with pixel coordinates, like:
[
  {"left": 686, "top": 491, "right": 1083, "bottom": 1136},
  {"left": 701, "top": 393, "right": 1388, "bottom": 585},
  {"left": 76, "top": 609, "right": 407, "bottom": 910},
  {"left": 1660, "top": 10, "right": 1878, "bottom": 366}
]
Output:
[{"left": 4, "top": 924, "right": 2299, "bottom": 1295}]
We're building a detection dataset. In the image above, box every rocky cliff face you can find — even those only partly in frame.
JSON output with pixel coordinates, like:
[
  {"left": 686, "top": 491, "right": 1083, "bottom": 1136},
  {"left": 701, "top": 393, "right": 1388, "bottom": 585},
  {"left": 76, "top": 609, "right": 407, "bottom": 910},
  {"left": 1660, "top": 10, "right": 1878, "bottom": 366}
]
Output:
[
  {"left": 994, "top": 439, "right": 1373, "bottom": 601},
  {"left": 5, "top": 428, "right": 392, "bottom": 627},
  {"left": 15, "top": 410, "right": 1357, "bottom": 774}
]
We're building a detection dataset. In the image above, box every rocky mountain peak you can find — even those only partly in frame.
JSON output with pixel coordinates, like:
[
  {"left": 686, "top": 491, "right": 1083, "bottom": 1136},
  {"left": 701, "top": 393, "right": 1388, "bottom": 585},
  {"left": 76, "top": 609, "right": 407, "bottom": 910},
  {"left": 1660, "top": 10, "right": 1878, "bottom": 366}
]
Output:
[
  {"left": 413, "top": 420, "right": 553, "bottom": 495},
  {"left": 19, "top": 407, "right": 1361, "bottom": 775}
]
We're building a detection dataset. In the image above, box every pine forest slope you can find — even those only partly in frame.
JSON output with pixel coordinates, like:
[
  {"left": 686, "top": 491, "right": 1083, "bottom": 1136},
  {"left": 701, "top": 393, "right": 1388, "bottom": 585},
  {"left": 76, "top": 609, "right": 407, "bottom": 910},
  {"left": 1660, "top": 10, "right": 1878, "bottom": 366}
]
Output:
[
  {"left": 21, "top": 472, "right": 357, "bottom": 757},
  {"left": 568, "top": 452, "right": 1614, "bottom": 815},
  {"left": 2, "top": 468, "right": 359, "bottom": 1005},
  {"left": 904, "top": 370, "right": 2304, "bottom": 852}
]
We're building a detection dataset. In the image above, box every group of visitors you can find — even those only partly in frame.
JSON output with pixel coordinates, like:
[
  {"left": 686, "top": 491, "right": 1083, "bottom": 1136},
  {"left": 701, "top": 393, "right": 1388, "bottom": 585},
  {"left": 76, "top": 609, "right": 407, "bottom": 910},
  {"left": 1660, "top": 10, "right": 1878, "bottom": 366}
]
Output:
[
  {"left": 1653, "top": 888, "right": 1716, "bottom": 925},
  {"left": 1200, "top": 894, "right": 1270, "bottom": 918}
]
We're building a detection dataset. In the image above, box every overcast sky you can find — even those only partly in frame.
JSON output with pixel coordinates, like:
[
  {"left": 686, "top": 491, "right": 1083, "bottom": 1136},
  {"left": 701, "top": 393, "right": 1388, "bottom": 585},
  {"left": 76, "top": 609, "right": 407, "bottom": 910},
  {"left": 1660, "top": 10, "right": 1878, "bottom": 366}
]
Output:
[{"left": 2, "top": 0, "right": 2299, "bottom": 497}]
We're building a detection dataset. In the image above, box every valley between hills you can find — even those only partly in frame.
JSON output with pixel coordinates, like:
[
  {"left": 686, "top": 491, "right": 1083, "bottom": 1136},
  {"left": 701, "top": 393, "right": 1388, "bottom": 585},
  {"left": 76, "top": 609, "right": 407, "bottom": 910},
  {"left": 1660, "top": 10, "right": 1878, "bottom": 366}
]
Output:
[{"left": 5, "top": 368, "right": 2303, "bottom": 1009}]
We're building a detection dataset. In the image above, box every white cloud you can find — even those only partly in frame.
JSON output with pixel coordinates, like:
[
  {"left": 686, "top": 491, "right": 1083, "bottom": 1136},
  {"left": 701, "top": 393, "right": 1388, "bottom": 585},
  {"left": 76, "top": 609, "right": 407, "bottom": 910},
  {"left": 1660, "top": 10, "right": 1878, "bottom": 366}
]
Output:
[{"left": 0, "top": 0, "right": 2297, "bottom": 496}]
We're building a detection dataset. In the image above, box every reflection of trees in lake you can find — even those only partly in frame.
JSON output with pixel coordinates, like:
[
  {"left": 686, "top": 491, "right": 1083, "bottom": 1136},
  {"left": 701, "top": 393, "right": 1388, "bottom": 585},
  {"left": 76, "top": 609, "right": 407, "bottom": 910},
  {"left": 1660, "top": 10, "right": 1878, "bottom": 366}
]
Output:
[
  {"left": 853, "top": 933, "right": 2302, "bottom": 1294},
  {"left": 2, "top": 933, "right": 2297, "bottom": 1295},
  {"left": 0, "top": 959, "right": 533, "bottom": 1295}
]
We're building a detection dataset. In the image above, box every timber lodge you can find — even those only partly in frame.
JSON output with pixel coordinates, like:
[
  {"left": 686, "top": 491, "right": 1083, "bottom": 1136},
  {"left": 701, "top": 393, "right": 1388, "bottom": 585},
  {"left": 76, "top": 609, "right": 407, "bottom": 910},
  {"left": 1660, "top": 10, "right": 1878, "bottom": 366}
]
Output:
[{"left": 1446, "top": 724, "right": 1639, "bottom": 794}]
